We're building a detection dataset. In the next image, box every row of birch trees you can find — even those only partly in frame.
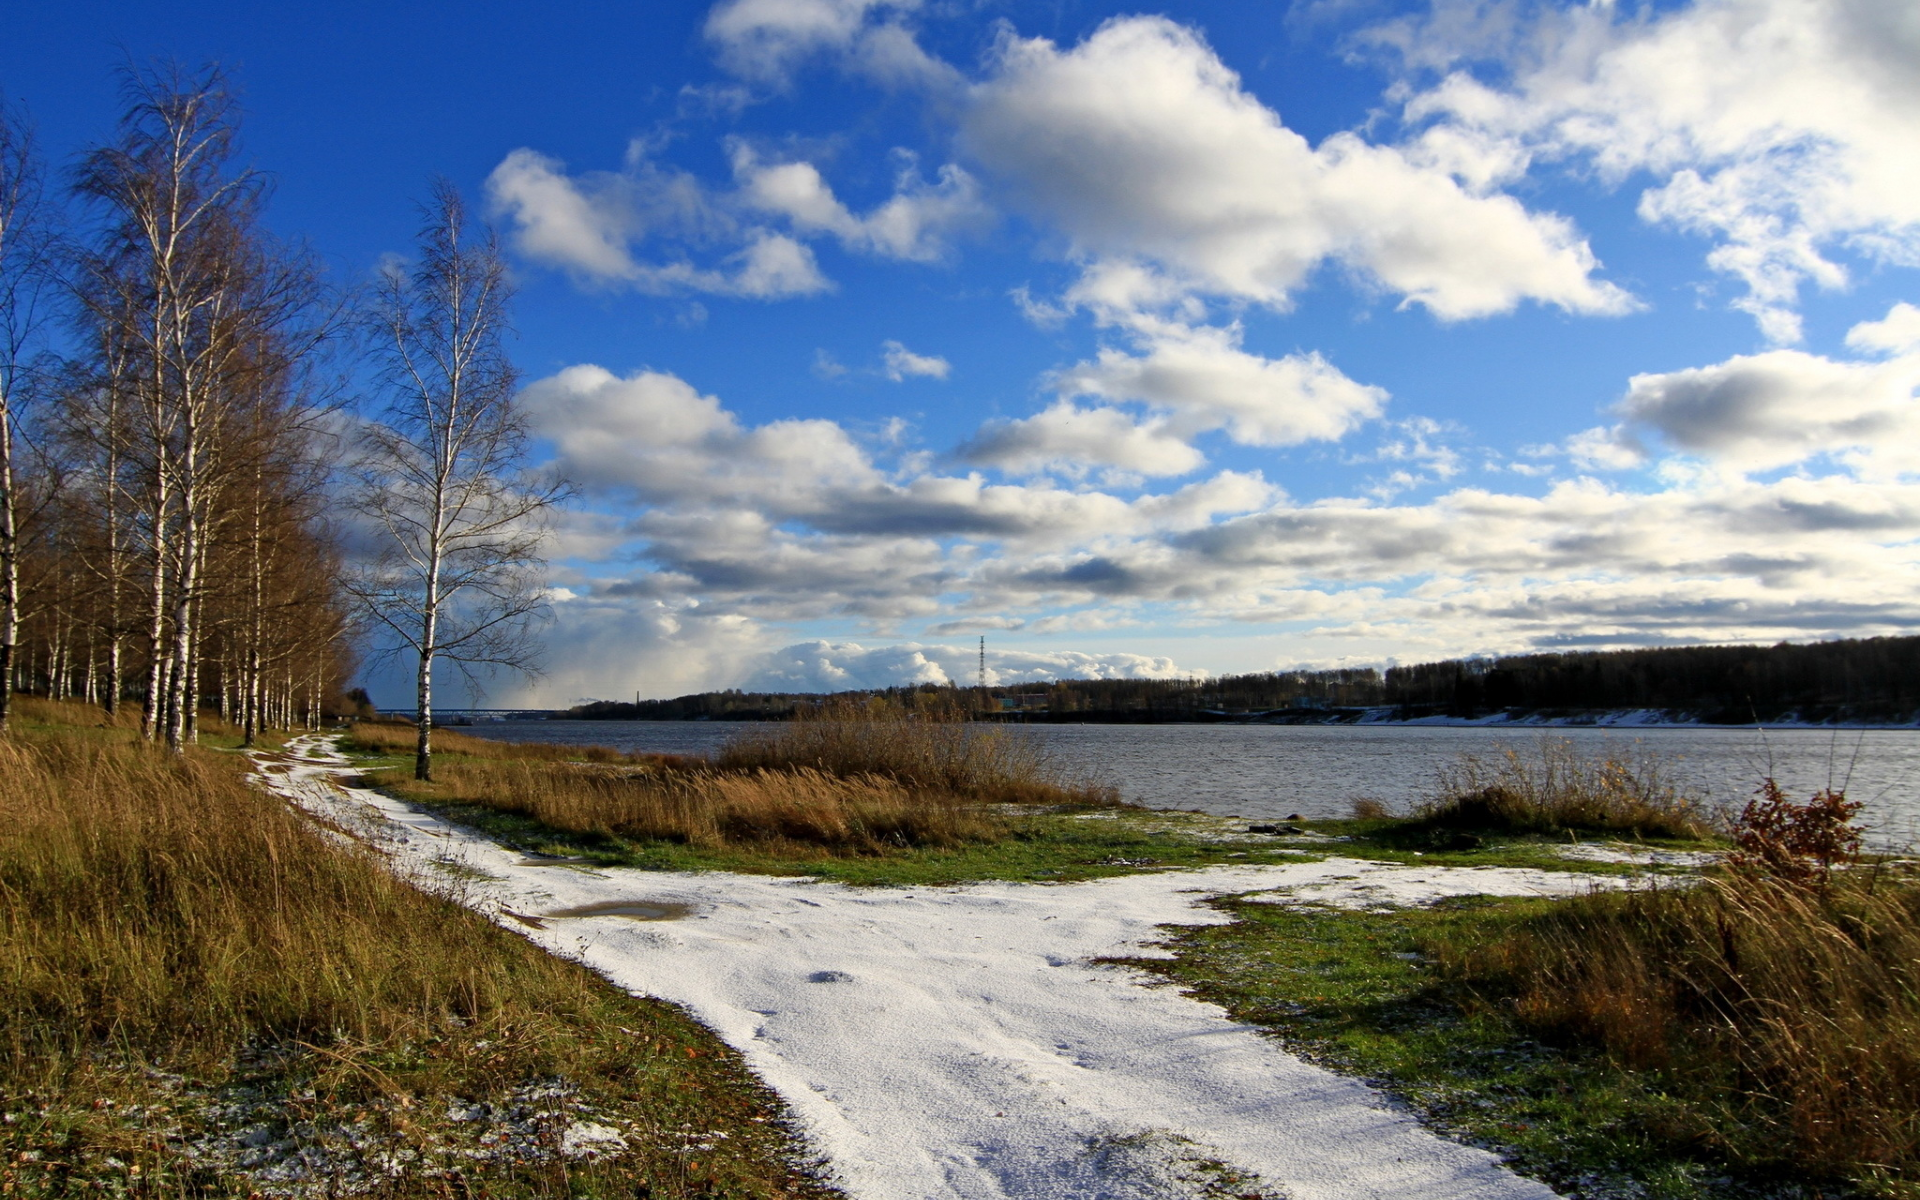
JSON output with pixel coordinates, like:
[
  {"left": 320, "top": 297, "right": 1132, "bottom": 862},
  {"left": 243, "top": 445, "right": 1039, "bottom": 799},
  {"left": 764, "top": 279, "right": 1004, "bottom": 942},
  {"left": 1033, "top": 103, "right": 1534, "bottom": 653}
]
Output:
[
  {"left": 0, "top": 68, "right": 352, "bottom": 747},
  {"left": 1, "top": 63, "right": 563, "bottom": 777}
]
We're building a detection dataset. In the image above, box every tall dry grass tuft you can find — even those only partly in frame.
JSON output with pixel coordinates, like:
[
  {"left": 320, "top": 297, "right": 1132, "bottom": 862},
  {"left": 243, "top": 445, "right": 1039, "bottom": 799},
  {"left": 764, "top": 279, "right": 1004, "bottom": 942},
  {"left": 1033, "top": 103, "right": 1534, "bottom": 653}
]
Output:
[
  {"left": 1421, "top": 738, "right": 1712, "bottom": 840},
  {"left": 716, "top": 695, "right": 1114, "bottom": 806},
  {"left": 381, "top": 758, "right": 1004, "bottom": 853},
  {"left": 9, "top": 695, "right": 145, "bottom": 731},
  {"left": 0, "top": 735, "right": 594, "bottom": 1065},
  {"left": 1443, "top": 867, "right": 1920, "bottom": 1181}
]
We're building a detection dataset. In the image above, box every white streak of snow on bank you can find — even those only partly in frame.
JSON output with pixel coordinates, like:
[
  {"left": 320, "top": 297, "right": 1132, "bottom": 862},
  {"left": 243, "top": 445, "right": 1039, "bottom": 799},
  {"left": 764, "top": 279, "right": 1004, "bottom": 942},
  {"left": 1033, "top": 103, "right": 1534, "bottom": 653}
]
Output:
[
  {"left": 259, "top": 736, "right": 1594, "bottom": 1200},
  {"left": 1246, "top": 863, "right": 1610, "bottom": 912}
]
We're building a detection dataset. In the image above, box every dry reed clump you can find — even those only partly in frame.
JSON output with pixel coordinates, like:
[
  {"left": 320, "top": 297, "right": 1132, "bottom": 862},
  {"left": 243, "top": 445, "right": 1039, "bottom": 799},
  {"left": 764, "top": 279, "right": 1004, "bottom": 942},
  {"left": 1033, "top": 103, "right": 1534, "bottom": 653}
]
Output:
[
  {"left": 1420, "top": 738, "right": 1712, "bottom": 840},
  {"left": 716, "top": 695, "right": 1115, "bottom": 806},
  {"left": 390, "top": 758, "right": 1004, "bottom": 853},
  {"left": 0, "top": 727, "right": 823, "bottom": 1194},
  {"left": 1439, "top": 864, "right": 1920, "bottom": 1184}
]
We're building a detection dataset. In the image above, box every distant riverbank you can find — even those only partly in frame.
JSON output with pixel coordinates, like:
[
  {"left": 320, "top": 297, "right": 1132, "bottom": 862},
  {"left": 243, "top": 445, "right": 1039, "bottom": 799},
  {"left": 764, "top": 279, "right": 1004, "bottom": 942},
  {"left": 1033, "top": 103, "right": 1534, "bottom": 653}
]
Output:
[{"left": 507, "top": 705, "right": 1920, "bottom": 729}]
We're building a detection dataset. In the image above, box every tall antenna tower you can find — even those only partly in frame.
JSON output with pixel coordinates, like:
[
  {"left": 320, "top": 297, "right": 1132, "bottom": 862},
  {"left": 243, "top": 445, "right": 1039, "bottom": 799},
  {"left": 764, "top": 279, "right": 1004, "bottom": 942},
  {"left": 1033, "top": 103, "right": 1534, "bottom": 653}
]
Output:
[{"left": 979, "top": 635, "right": 986, "bottom": 691}]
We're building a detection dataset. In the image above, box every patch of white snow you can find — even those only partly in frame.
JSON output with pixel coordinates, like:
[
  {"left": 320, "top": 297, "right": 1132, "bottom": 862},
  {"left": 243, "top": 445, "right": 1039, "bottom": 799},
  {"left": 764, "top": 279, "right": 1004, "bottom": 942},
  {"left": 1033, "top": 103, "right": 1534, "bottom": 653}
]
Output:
[
  {"left": 260, "top": 735, "right": 1578, "bottom": 1200},
  {"left": 1556, "top": 844, "right": 1719, "bottom": 868},
  {"left": 1246, "top": 862, "right": 1619, "bottom": 911}
]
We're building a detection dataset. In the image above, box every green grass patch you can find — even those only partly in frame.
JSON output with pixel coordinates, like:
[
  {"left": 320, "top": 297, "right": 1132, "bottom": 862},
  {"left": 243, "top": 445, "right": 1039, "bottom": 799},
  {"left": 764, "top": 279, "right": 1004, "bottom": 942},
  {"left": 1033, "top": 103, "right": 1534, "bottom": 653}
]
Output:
[
  {"left": 1126, "top": 893, "right": 1864, "bottom": 1200},
  {"left": 370, "top": 783, "right": 1330, "bottom": 886},
  {"left": 1311, "top": 816, "right": 1714, "bottom": 874}
]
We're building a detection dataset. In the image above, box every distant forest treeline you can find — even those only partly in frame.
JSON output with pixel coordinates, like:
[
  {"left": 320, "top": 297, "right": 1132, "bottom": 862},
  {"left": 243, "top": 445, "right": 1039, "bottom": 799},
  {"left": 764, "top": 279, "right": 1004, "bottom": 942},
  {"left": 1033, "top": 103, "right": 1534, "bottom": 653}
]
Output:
[{"left": 568, "top": 636, "right": 1920, "bottom": 724}]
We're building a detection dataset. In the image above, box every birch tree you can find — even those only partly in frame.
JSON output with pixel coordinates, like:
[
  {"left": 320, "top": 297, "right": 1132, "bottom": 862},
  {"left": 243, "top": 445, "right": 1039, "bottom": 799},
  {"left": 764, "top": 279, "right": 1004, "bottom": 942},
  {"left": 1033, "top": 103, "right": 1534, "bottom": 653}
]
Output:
[
  {"left": 349, "top": 182, "right": 562, "bottom": 781},
  {"left": 72, "top": 65, "right": 333, "bottom": 748},
  {"left": 0, "top": 99, "right": 57, "bottom": 732}
]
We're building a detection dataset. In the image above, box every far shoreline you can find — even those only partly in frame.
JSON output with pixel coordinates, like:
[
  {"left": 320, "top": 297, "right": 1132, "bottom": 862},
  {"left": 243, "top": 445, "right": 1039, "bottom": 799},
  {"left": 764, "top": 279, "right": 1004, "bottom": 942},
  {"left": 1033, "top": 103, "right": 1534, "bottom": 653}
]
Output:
[{"left": 412, "top": 707, "right": 1920, "bottom": 731}]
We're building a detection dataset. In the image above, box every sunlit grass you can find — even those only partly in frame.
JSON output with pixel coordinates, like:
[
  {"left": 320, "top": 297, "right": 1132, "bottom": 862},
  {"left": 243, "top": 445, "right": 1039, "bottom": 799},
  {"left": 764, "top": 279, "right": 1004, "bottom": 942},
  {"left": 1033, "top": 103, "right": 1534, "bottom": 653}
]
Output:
[{"left": 0, "top": 701, "right": 835, "bottom": 1197}]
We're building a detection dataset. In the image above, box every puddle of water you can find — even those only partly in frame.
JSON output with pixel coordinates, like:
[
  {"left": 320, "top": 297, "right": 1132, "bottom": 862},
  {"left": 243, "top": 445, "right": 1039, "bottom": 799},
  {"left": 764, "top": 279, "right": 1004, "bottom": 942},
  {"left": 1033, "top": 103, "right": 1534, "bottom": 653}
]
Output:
[
  {"left": 545, "top": 900, "right": 692, "bottom": 922},
  {"left": 515, "top": 855, "right": 597, "bottom": 867}
]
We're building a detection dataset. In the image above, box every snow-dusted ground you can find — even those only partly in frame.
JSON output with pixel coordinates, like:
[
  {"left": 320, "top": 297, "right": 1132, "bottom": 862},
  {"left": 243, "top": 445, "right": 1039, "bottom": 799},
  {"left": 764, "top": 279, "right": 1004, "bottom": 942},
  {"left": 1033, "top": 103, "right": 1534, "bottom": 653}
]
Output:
[
  {"left": 1556, "top": 843, "right": 1720, "bottom": 869},
  {"left": 1248, "top": 862, "right": 1621, "bottom": 912},
  {"left": 256, "top": 735, "right": 1627, "bottom": 1200}
]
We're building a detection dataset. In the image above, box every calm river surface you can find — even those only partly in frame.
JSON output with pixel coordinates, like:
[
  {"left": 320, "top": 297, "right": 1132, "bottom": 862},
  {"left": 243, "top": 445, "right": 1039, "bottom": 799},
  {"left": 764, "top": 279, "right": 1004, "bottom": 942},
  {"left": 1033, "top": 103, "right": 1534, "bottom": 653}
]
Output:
[{"left": 459, "top": 720, "right": 1920, "bottom": 849}]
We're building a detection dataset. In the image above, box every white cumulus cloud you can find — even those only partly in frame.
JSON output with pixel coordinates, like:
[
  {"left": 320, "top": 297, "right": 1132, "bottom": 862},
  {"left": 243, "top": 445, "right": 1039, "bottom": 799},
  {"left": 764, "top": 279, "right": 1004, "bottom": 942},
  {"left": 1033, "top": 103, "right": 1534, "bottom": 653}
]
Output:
[
  {"left": 1847, "top": 302, "right": 1920, "bottom": 357},
  {"left": 961, "top": 15, "right": 1632, "bottom": 322},
  {"left": 732, "top": 144, "right": 989, "bottom": 262},
  {"left": 1054, "top": 323, "right": 1388, "bottom": 449},
  {"left": 486, "top": 148, "right": 829, "bottom": 298},
  {"left": 704, "top": 0, "right": 957, "bottom": 89},
  {"left": 959, "top": 403, "right": 1205, "bottom": 479},
  {"left": 1616, "top": 346, "right": 1920, "bottom": 474},
  {"left": 1398, "top": 0, "right": 1920, "bottom": 341},
  {"left": 741, "top": 640, "right": 1190, "bottom": 691},
  {"left": 880, "top": 340, "right": 949, "bottom": 381}
]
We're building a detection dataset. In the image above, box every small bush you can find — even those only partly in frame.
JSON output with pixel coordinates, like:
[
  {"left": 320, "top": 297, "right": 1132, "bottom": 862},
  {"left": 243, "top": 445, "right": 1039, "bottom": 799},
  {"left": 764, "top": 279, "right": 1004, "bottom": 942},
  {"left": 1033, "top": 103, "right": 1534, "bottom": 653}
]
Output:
[
  {"left": 1419, "top": 738, "right": 1711, "bottom": 840},
  {"left": 1729, "top": 779, "right": 1862, "bottom": 886}
]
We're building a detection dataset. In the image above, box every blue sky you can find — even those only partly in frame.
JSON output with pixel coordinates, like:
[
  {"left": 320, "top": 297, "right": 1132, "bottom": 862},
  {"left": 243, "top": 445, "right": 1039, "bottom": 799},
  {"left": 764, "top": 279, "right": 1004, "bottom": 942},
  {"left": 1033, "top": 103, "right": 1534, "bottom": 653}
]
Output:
[{"left": 10, "top": 0, "right": 1920, "bottom": 704}]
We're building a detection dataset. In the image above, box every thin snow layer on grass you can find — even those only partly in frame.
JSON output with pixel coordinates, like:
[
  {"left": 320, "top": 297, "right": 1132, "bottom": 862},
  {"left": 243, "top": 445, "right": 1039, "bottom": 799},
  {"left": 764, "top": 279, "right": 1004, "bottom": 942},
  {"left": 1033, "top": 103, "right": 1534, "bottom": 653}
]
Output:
[
  {"left": 1556, "top": 843, "right": 1720, "bottom": 868},
  {"left": 1244, "top": 863, "right": 1620, "bottom": 912},
  {"left": 262, "top": 736, "right": 1574, "bottom": 1200}
]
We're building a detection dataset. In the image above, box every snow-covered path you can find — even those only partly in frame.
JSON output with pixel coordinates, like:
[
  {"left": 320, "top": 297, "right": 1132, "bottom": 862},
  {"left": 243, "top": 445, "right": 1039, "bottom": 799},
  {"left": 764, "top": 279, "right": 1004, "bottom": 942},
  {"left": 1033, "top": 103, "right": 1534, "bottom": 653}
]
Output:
[{"left": 258, "top": 735, "right": 1601, "bottom": 1200}]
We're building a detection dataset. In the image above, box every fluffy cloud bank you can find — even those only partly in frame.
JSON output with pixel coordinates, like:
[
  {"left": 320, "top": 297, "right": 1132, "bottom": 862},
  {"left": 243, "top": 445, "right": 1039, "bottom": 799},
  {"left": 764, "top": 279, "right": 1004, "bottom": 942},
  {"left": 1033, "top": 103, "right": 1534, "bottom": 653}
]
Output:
[
  {"left": 1395, "top": 0, "right": 1920, "bottom": 341},
  {"left": 1562, "top": 303, "right": 1920, "bottom": 474},
  {"left": 490, "top": 10, "right": 1635, "bottom": 333},
  {"left": 962, "top": 16, "right": 1632, "bottom": 323},
  {"left": 740, "top": 640, "right": 1188, "bottom": 692},
  {"left": 495, "top": 319, "right": 1920, "bottom": 705},
  {"left": 485, "top": 149, "right": 831, "bottom": 297},
  {"left": 450, "top": 3, "right": 1920, "bottom": 705}
]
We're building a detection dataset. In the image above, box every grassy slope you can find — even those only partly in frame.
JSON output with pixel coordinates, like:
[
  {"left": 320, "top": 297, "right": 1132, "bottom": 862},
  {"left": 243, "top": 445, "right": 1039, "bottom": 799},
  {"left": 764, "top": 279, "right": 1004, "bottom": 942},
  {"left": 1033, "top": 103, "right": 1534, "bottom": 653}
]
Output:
[
  {"left": 1132, "top": 872, "right": 1920, "bottom": 1200},
  {"left": 1128, "top": 896, "right": 1784, "bottom": 1200},
  {"left": 0, "top": 700, "right": 838, "bottom": 1199}
]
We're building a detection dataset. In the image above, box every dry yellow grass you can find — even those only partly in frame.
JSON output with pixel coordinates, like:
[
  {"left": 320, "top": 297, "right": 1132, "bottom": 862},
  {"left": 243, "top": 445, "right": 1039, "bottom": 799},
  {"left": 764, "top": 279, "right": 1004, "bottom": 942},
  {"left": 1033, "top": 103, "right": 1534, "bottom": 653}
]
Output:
[
  {"left": 1446, "top": 866, "right": 1920, "bottom": 1183},
  {"left": 360, "top": 698, "right": 1116, "bottom": 857},
  {"left": 1421, "top": 737, "right": 1713, "bottom": 840},
  {"left": 375, "top": 757, "right": 1006, "bottom": 854},
  {"left": 9, "top": 694, "right": 145, "bottom": 731},
  {"left": 0, "top": 707, "right": 833, "bottom": 1196},
  {"left": 716, "top": 694, "right": 1115, "bottom": 806}
]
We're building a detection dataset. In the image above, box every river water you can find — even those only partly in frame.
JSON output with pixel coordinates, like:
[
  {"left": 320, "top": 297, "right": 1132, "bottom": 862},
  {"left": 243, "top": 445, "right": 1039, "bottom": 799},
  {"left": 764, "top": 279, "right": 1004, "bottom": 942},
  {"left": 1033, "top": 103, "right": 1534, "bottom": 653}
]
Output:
[{"left": 456, "top": 719, "right": 1920, "bottom": 849}]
